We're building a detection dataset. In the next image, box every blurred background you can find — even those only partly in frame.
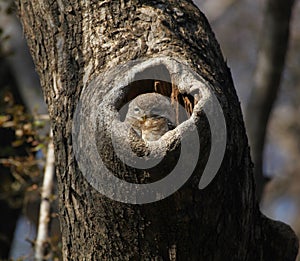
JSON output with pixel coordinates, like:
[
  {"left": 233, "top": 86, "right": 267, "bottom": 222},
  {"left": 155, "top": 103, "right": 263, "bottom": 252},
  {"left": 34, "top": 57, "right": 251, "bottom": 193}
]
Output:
[{"left": 0, "top": 0, "right": 299, "bottom": 259}]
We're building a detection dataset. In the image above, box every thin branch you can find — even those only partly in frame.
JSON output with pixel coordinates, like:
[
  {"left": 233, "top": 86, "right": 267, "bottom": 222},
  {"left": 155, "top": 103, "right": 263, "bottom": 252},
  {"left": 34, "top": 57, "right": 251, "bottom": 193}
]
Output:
[
  {"left": 246, "top": 0, "right": 295, "bottom": 201},
  {"left": 35, "top": 129, "right": 55, "bottom": 261}
]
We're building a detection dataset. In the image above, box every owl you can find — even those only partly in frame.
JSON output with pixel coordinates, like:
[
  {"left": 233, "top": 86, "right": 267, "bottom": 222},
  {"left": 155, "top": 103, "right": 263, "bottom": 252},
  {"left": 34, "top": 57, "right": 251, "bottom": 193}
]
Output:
[{"left": 125, "top": 93, "right": 176, "bottom": 141}]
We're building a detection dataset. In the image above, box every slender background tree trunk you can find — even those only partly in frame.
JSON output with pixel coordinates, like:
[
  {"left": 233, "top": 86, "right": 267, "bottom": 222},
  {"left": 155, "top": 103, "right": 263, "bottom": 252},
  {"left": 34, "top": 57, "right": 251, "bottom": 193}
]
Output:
[{"left": 246, "top": 0, "right": 296, "bottom": 201}]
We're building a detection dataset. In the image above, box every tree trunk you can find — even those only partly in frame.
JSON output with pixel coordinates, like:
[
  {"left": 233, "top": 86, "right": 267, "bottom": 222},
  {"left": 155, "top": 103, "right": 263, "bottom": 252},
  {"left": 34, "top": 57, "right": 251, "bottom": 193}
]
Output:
[
  {"left": 245, "top": 0, "right": 295, "bottom": 201},
  {"left": 17, "top": 0, "right": 298, "bottom": 260}
]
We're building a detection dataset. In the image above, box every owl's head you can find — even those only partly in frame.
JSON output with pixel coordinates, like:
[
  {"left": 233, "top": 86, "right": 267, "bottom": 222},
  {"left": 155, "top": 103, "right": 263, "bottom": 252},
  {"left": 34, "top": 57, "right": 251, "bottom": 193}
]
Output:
[{"left": 126, "top": 93, "right": 176, "bottom": 124}]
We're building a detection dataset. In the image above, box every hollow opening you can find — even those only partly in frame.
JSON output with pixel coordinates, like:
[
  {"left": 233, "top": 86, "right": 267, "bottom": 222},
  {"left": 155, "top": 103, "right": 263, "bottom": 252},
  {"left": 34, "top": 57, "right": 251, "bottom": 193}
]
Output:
[{"left": 118, "top": 64, "right": 200, "bottom": 125}]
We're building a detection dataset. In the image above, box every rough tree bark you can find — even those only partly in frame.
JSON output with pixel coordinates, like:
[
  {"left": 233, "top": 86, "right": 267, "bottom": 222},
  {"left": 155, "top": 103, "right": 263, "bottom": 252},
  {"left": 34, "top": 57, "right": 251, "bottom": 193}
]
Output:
[{"left": 17, "top": 0, "right": 299, "bottom": 260}]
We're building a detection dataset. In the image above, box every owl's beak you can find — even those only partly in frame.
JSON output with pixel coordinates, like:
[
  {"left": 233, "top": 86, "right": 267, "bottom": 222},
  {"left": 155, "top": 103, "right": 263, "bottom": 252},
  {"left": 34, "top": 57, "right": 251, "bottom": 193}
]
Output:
[{"left": 142, "top": 115, "right": 147, "bottom": 121}]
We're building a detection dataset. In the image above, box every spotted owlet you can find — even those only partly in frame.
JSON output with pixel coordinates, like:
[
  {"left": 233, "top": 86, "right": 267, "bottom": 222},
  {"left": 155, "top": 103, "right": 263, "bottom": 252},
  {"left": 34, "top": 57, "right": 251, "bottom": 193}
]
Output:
[{"left": 125, "top": 93, "right": 176, "bottom": 141}]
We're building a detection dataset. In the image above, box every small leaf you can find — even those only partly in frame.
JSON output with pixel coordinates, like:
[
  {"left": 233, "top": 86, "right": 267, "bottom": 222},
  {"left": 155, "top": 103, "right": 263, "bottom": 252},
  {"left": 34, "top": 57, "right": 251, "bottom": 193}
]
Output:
[
  {"left": 1, "top": 121, "right": 15, "bottom": 128},
  {"left": 33, "top": 120, "right": 46, "bottom": 128},
  {"left": 31, "top": 143, "right": 45, "bottom": 152},
  {"left": 0, "top": 115, "right": 10, "bottom": 125},
  {"left": 23, "top": 123, "right": 32, "bottom": 132},
  {"left": 15, "top": 129, "right": 23, "bottom": 137},
  {"left": 12, "top": 140, "right": 24, "bottom": 147}
]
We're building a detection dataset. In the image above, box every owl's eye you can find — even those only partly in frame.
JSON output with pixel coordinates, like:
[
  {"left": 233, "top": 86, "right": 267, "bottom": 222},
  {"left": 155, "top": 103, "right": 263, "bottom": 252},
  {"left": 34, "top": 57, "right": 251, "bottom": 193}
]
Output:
[{"left": 133, "top": 107, "right": 140, "bottom": 114}]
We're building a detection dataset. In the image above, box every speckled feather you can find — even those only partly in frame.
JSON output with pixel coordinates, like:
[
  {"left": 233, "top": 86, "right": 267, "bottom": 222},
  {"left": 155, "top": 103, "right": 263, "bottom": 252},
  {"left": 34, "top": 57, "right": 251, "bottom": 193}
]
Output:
[{"left": 125, "top": 93, "right": 176, "bottom": 141}]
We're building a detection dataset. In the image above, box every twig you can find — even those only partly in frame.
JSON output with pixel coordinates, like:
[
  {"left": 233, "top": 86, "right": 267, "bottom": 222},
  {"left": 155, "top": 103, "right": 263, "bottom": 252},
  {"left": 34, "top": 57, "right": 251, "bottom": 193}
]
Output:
[{"left": 35, "top": 129, "right": 55, "bottom": 260}]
